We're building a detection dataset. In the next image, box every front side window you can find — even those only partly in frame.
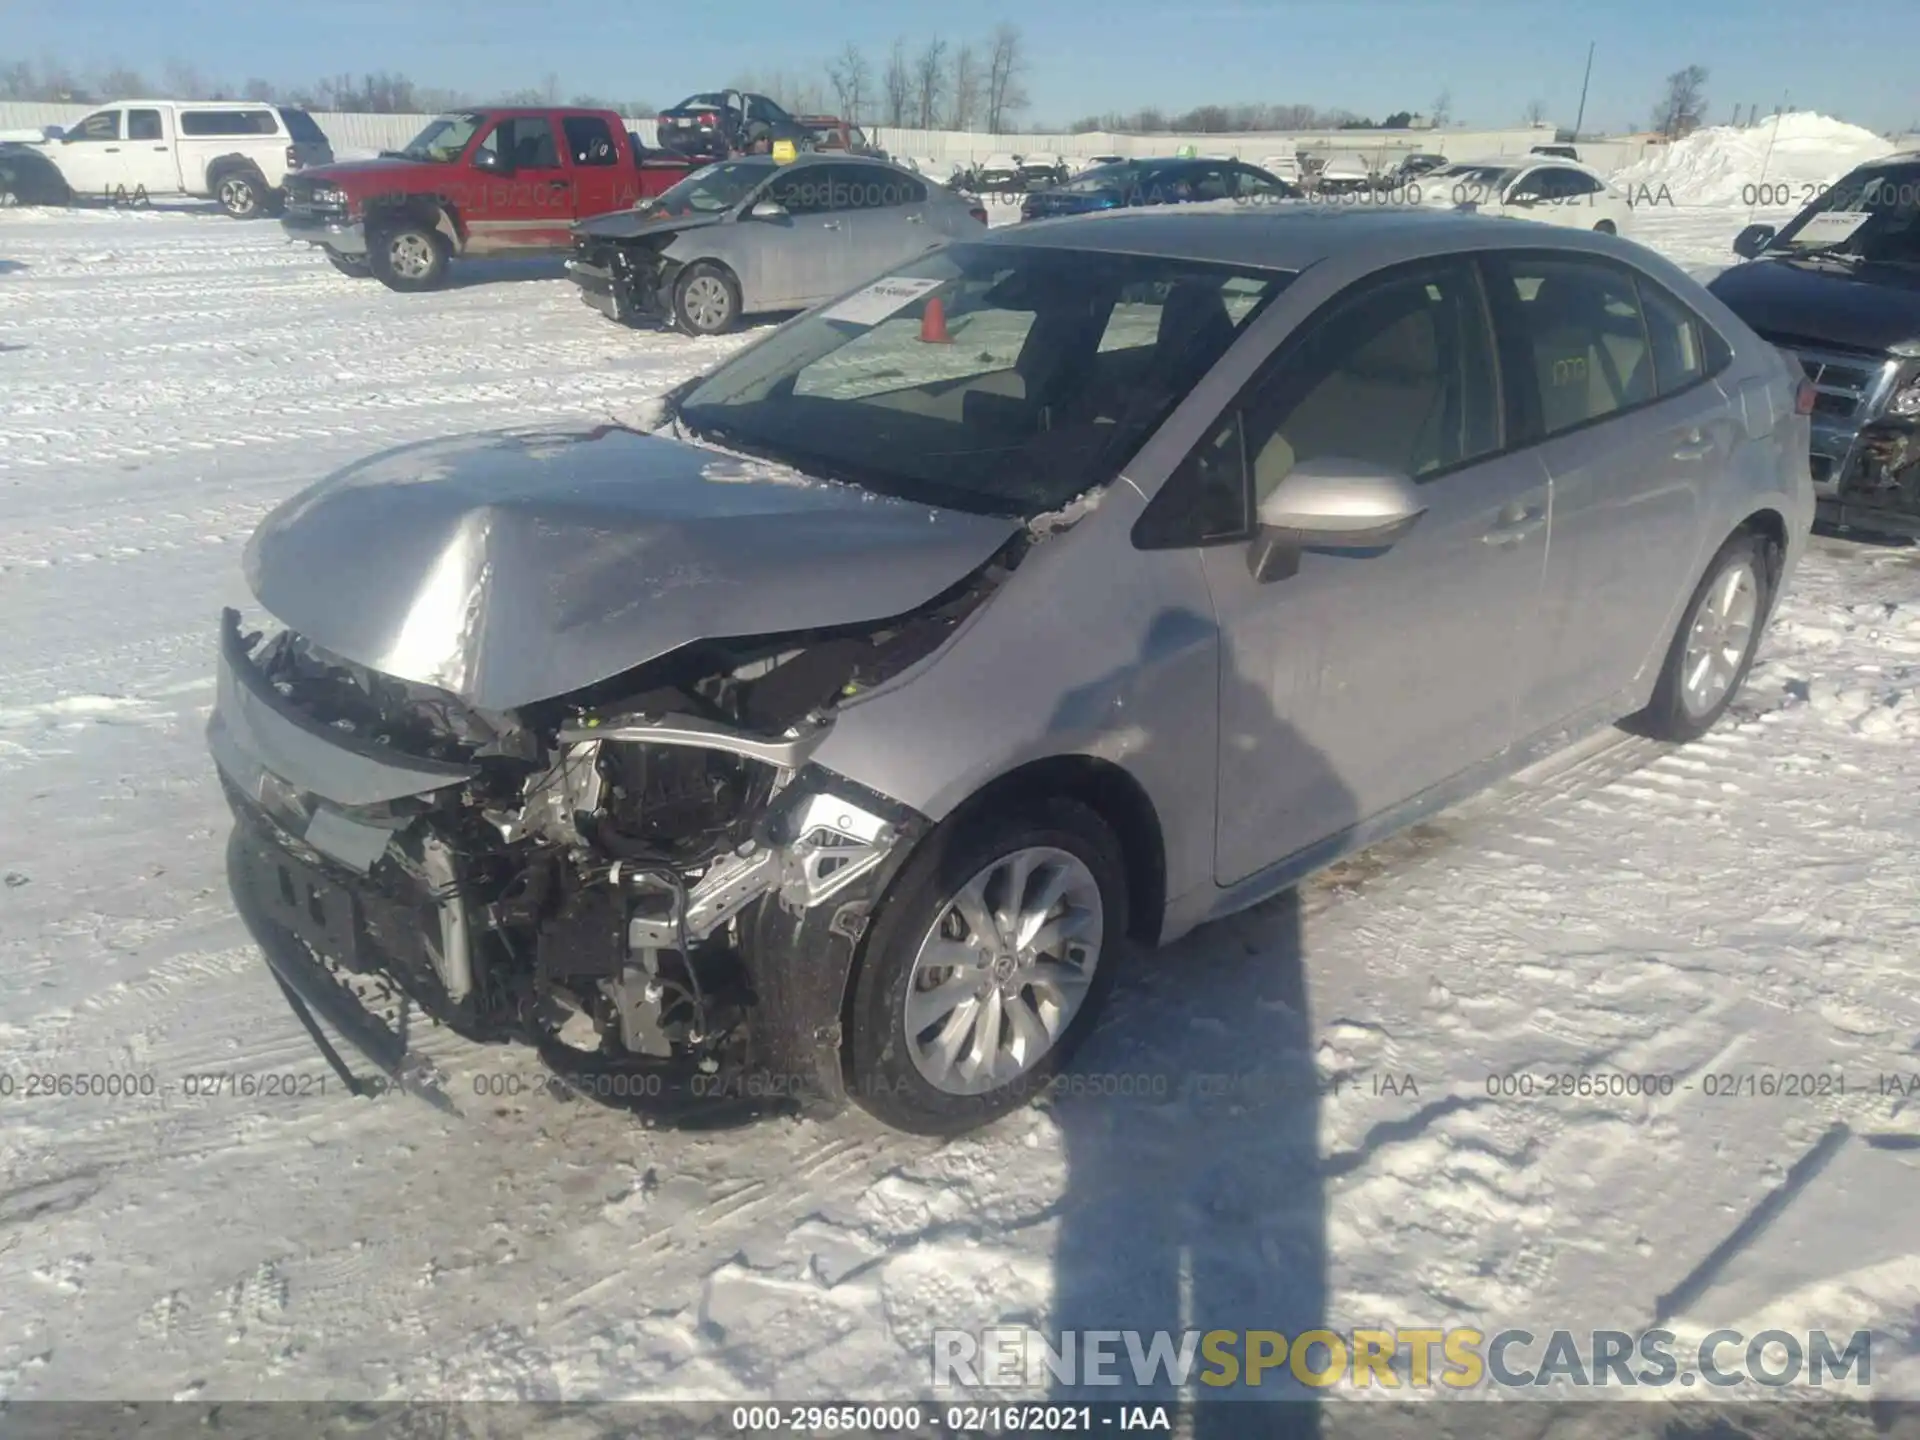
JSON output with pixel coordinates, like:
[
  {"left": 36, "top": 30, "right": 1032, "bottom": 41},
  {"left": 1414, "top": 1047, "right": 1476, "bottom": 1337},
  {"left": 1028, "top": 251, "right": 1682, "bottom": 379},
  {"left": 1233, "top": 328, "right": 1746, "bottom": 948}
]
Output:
[
  {"left": 477, "top": 116, "right": 559, "bottom": 169},
  {"left": 1491, "top": 255, "right": 1654, "bottom": 437},
  {"left": 399, "top": 112, "right": 487, "bottom": 162},
  {"left": 677, "top": 244, "right": 1291, "bottom": 518},
  {"left": 68, "top": 110, "right": 121, "bottom": 141}
]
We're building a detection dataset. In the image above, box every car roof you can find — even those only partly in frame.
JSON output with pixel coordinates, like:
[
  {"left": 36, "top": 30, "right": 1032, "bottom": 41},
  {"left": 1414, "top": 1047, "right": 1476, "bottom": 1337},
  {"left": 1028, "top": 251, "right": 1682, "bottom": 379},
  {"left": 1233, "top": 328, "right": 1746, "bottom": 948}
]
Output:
[
  {"left": 714, "top": 153, "right": 913, "bottom": 172},
  {"left": 970, "top": 204, "right": 1627, "bottom": 270},
  {"left": 95, "top": 98, "right": 278, "bottom": 109}
]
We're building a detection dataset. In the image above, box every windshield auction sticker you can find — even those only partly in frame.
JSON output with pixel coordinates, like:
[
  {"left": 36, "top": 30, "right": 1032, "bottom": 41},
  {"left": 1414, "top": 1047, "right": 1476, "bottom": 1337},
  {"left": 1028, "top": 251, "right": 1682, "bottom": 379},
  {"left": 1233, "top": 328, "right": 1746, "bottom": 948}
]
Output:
[
  {"left": 1790, "top": 210, "right": 1870, "bottom": 246},
  {"left": 822, "top": 276, "right": 946, "bottom": 327}
]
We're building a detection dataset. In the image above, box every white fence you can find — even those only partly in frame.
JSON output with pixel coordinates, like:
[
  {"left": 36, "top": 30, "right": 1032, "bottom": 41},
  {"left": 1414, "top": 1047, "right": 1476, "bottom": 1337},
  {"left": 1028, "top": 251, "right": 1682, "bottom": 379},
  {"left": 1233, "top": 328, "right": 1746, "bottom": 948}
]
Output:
[{"left": 1, "top": 101, "right": 1661, "bottom": 176}]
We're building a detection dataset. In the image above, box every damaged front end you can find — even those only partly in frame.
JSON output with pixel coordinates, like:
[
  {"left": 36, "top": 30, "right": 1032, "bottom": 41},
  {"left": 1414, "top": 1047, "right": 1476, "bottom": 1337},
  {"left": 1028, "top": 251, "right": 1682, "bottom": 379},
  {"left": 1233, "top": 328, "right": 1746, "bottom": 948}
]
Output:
[{"left": 211, "top": 552, "right": 1008, "bottom": 1122}]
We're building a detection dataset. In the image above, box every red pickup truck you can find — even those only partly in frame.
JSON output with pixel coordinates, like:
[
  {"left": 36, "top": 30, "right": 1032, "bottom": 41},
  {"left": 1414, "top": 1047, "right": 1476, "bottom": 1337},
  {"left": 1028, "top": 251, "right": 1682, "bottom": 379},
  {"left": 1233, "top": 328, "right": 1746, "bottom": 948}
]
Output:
[{"left": 280, "top": 107, "right": 693, "bottom": 290}]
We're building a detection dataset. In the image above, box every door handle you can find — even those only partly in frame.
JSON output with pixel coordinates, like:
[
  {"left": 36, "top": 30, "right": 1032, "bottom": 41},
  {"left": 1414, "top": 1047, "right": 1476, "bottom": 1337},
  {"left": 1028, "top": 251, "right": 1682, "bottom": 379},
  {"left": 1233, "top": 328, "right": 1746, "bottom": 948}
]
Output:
[
  {"left": 1671, "top": 430, "right": 1715, "bottom": 460},
  {"left": 1482, "top": 501, "right": 1545, "bottom": 545},
  {"left": 906, "top": 212, "right": 925, "bottom": 223},
  {"left": 153, "top": 146, "right": 168, "bottom": 152},
  {"left": 821, "top": 219, "right": 841, "bottom": 230},
  {"left": 105, "top": 146, "right": 120, "bottom": 153}
]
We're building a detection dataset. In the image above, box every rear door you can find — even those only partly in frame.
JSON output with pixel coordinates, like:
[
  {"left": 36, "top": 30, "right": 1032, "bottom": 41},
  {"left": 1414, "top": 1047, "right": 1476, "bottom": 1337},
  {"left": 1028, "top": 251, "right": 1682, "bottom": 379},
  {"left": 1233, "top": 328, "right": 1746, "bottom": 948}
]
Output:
[
  {"left": 838, "top": 167, "right": 943, "bottom": 274},
  {"left": 49, "top": 109, "right": 127, "bottom": 196},
  {"left": 1484, "top": 251, "right": 1724, "bottom": 733},
  {"left": 560, "top": 113, "right": 625, "bottom": 220},
  {"left": 123, "top": 107, "right": 183, "bottom": 194}
]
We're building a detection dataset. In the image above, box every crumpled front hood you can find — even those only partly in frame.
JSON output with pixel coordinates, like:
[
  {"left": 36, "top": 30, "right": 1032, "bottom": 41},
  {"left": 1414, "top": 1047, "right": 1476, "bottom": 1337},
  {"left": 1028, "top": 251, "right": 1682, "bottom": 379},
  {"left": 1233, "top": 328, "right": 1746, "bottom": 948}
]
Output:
[
  {"left": 1708, "top": 255, "right": 1920, "bottom": 355},
  {"left": 243, "top": 427, "right": 1021, "bottom": 712},
  {"left": 575, "top": 208, "right": 728, "bottom": 241}
]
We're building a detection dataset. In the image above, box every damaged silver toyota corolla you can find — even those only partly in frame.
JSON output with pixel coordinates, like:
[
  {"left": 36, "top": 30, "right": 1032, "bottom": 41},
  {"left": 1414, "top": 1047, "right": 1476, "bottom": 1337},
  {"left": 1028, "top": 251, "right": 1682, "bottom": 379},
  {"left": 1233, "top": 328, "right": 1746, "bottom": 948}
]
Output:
[{"left": 211, "top": 213, "right": 1809, "bottom": 1133}]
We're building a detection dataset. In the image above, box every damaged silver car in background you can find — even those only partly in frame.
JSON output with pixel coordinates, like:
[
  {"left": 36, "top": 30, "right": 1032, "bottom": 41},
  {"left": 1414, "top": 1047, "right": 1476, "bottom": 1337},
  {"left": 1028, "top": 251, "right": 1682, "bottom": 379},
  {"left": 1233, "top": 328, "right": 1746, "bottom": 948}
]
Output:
[{"left": 211, "top": 211, "right": 1810, "bottom": 1135}]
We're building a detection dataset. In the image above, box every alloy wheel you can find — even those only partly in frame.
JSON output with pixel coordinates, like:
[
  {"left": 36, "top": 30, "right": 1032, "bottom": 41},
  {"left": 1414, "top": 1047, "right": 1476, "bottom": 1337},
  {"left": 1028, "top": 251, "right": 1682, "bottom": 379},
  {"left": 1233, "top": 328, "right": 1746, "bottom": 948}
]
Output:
[
  {"left": 903, "top": 846, "right": 1104, "bottom": 1096},
  {"left": 387, "top": 232, "right": 436, "bottom": 280},
  {"left": 1681, "top": 559, "right": 1759, "bottom": 716}
]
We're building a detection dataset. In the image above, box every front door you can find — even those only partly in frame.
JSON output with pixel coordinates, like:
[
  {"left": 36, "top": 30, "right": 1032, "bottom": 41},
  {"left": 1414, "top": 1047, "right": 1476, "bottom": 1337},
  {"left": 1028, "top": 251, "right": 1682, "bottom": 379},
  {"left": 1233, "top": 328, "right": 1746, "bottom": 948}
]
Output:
[
  {"left": 50, "top": 109, "right": 127, "bottom": 197},
  {"left": 466, "top": 113, "right": 573, "bottom": 253},
  {"left": 1191, "top": 257, "right": 1552, "bottom": 885},
  {"left": 745, "top": 164, "right": 852, "bottom": 307},
  {"left": 1483, "top": 252, "right": 1720, "bottom": 733}
]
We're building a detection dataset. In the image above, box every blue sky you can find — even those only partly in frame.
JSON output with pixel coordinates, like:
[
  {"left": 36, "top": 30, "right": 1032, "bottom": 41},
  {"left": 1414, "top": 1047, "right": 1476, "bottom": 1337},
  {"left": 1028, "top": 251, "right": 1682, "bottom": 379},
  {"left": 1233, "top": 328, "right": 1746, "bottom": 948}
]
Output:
[{"left": 9, "top": 0, "right": 1914, "bottom": 134}]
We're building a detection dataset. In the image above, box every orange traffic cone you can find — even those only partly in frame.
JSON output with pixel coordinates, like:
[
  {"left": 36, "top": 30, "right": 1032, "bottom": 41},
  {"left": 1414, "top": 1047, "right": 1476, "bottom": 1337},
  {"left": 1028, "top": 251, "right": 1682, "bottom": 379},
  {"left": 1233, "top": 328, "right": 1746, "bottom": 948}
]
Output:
[{"left": 919, "top": 297, "right": 952, "bottom": 344}]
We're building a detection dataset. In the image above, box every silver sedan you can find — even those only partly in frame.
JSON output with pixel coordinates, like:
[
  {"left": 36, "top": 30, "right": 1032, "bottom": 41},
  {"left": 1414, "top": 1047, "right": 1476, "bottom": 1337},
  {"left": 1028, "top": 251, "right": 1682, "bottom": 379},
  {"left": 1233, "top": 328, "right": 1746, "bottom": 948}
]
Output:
[
  {"left": 568, "top": 153, "right": 988, "bottom": 335},
  {"left": 213, "top": 207, "right": 1813, "bottom": 1134}
]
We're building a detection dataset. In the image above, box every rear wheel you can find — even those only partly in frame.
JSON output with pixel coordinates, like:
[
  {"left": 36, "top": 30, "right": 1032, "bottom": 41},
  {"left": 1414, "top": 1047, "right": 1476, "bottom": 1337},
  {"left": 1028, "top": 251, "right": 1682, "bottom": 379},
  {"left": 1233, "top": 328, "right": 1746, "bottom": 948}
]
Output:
[
  {"left": 214, "top": 168, "right": 268, "bottom": 219},
  {"left": 1633, "top": 530, "right": 1772, "bottom": 742},
  {"left": 845, "top": 797, "right": 1127, "bottom": 1135},
  {"left": 672, "top": 262, "right": 740, "bottom": 335},
  {"left": 370, "top": 223, "right": 450, "bottom": 292}
]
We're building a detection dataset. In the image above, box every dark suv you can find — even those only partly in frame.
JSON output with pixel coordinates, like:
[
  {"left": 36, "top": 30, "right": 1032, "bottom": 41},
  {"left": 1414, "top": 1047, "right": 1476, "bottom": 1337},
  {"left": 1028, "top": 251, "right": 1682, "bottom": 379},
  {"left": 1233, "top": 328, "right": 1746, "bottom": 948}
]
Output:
[{"left": 1709, "top": 152, "right": 1920, "bottom": 537}]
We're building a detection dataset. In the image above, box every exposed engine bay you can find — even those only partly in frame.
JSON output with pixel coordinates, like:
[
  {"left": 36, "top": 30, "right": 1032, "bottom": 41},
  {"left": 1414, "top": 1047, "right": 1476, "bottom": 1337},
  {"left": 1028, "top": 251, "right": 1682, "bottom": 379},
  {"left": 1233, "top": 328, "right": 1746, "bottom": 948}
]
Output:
[{"left": 217, "top": 544, "right": 1020, "bottom": 1115}]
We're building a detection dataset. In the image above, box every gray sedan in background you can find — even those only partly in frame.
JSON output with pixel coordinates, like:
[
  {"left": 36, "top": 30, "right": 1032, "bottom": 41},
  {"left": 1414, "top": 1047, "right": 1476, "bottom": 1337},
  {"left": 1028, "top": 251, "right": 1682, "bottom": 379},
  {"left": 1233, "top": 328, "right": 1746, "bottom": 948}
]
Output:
[
  {"left": 568, "top": 153, "right": 988, "bottom": 335},
  {"left": 214, "top": 208, "right": 1812, "bottom": 1136}
]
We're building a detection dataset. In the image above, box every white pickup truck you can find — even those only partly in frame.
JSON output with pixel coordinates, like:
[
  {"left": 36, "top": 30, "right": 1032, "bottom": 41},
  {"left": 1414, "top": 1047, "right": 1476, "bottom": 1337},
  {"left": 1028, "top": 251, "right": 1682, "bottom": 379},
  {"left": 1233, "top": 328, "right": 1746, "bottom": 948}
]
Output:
[{"left": 38, "top": 100, "right": 333, "bottom": 217}]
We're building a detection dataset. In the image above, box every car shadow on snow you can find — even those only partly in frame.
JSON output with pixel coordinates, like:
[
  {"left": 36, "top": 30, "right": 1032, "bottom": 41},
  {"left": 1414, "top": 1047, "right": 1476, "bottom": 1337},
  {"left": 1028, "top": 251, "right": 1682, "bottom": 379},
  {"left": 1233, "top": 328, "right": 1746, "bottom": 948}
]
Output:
[
  {"left": 444, "top": 255, "right": 572, "bottom": 289},
  {"left": 1043, "top": 607, "right": 1343, "bottom": 1438},
  {"left": 0, "top": 259, "right": 27, "bottom": 274}
]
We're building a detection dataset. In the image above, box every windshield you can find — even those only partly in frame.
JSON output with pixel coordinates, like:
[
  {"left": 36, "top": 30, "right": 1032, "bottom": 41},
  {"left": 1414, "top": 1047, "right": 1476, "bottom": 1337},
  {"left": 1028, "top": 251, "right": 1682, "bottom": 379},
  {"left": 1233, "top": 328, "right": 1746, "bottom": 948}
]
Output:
[
  {"left": 677, "top": 243, "right": 1291, "bottom": 519},
  {"left": 641, "top": 160, "right": 769, "bottom": 215},
  {"left": 397, "top": 112, "right": 485, "bottom": 161},
  {"left": 1769, "top": 162, "right": 1920, "bottom": 262}
]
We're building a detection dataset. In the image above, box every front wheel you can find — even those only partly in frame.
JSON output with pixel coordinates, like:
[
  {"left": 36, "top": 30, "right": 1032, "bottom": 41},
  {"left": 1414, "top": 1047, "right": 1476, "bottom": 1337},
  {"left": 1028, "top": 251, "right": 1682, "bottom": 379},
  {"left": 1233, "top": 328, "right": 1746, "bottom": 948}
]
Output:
[
  {"left": 215, "top": 169, "right": 267, "bottom": 219},
  {"left": 370, "top": 224, "right": 450, "bottom": 292},
  {"left": 672, "top": 262, "right": 740, "bottom": 335},
  {"left": 845, "top": 797, "right": 1127, "bottom": 1135},
  {"left": 1633, "top": 530, "right": 1772, "bottom": 742}
]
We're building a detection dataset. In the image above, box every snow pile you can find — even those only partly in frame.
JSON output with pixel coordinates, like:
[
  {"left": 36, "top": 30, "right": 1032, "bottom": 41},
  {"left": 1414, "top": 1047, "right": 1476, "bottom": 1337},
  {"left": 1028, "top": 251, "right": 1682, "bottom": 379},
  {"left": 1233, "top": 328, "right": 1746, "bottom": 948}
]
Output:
[{"left": 1612, "top": 111, "right": 1896, "bottom": 206}]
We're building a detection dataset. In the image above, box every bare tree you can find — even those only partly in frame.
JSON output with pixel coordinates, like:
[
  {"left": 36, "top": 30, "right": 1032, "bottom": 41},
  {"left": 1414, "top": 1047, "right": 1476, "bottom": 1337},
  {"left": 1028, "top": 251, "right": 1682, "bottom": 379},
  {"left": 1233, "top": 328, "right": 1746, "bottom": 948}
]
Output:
[
  {"left": 1429, "top": 87, "right": 1452, "bottom": 127},
  {"left": 911, "top": 38, "right": 947, "bottom": 130},
  {"left": 985, "top": 23, "right": 1028, "bottom": 133},
  {"left": 96, "top": 65, "right": 155, "bottom": 98},
  {"left": 945, "top": 43, "right": 981, "bottom": 130},
  {"left": 827, "top": 45, "right": 873, "bottom": 127},
  {"left": 883, "top": 39, "right": 912, "bottom": 128},
  {"left": 162, "top": 59, "right": 209, "bottom": 100},
  {"left": 1654, "top": 64, "right": 1709, "bottom": 138},
  {"left": 1524, "top": 98, "right": 1547, "bottom": 125},
  {"left": 241, "top": 76, "right": 277, "bottom": 102}
]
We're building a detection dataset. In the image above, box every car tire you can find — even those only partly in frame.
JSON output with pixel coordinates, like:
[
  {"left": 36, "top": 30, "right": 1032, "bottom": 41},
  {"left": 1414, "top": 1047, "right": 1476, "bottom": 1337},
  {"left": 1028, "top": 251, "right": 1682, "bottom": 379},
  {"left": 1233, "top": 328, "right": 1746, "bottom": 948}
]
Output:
[
  {"left": 1593, "top": 219, "right": 1618, "bottom": 235},
  {"left": 1631, "top": 530, "right": 1773, "bottom": 743},
  {"left": 369, "top": 223, "right": 450, "bottom": 292},
  {"left": 214, "top": 167, "right": 268, "bottom": 219},
  {"left": 844, "top": 796, "right": 1128, "bottom": 1136},
  {"left": 326, "top": 252, "right": 373, "bottom": 278},
  {"left": 672, "top": 262, "right": 741, "bottom": 336}
]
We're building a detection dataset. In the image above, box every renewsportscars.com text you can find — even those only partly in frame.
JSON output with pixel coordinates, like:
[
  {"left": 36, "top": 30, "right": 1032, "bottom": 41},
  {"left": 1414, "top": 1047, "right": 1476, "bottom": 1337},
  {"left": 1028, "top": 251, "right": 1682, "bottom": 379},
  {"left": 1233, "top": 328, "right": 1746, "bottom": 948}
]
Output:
[{"left": 932, "top": 1326, "right": 1873, "bottom": 1391}]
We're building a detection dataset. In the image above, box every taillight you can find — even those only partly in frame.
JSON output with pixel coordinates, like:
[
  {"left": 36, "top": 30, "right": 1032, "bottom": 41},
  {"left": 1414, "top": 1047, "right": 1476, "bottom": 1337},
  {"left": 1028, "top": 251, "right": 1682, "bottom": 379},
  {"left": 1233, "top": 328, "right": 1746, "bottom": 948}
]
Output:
[
  {"left": 1795, "top": 378, "right": 1816, "bottom": 416},
  {"left": 285, "top": 144, "right": 298, "bottom": 168},
  {"left": 700, "top": 112, "right": 717, "bottom": 126}
]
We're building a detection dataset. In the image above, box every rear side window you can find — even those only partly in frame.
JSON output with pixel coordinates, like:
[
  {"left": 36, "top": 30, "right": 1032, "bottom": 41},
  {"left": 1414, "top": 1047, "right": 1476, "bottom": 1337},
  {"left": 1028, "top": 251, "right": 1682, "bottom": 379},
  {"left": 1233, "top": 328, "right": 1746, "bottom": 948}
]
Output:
[
  {"left": 180, "top": 109, "right": 279, "bottom": 137},
  {"left": 563, "top": 115, "right": 618, "bottom": 166},
  {"left": 278, "top": 108, "right": 326, "bottom": 143},
  {"left": 1489, "top": 255, "right": 1654, "bottom": 437},
  {"left": 1636, "top": 277, "right": 1731, "bottom": 396},
  {"left": 128, "top": 109, "right": 163, "bottom": 141},
  {"left": 478, "top": 116, "right": 560, "bottom": 168}
]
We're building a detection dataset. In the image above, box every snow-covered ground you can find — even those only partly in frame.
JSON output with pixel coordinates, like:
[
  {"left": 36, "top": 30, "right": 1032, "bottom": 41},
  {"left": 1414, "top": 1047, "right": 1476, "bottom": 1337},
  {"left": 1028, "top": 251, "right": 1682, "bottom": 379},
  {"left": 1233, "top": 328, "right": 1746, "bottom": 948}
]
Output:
[{"left": 1, "top": 199, "right": 1917, "bottom": 1426}]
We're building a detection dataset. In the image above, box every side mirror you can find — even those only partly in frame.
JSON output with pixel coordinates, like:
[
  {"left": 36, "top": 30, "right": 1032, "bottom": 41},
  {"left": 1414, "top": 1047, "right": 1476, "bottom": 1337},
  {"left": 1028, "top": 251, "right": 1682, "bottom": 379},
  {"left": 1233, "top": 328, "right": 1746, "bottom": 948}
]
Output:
[
  {"left": 1246, "top": 458, "right": 1427, "bottom": 583},
  {"left": 1733, "top": 223, "right": 1776, "bottom": 259},
  {"left": 472, "top": 148, "right": 511, "bottom": 175},
  {"left": 749, "top": 199, "right": 788, "bottom": 219}
]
